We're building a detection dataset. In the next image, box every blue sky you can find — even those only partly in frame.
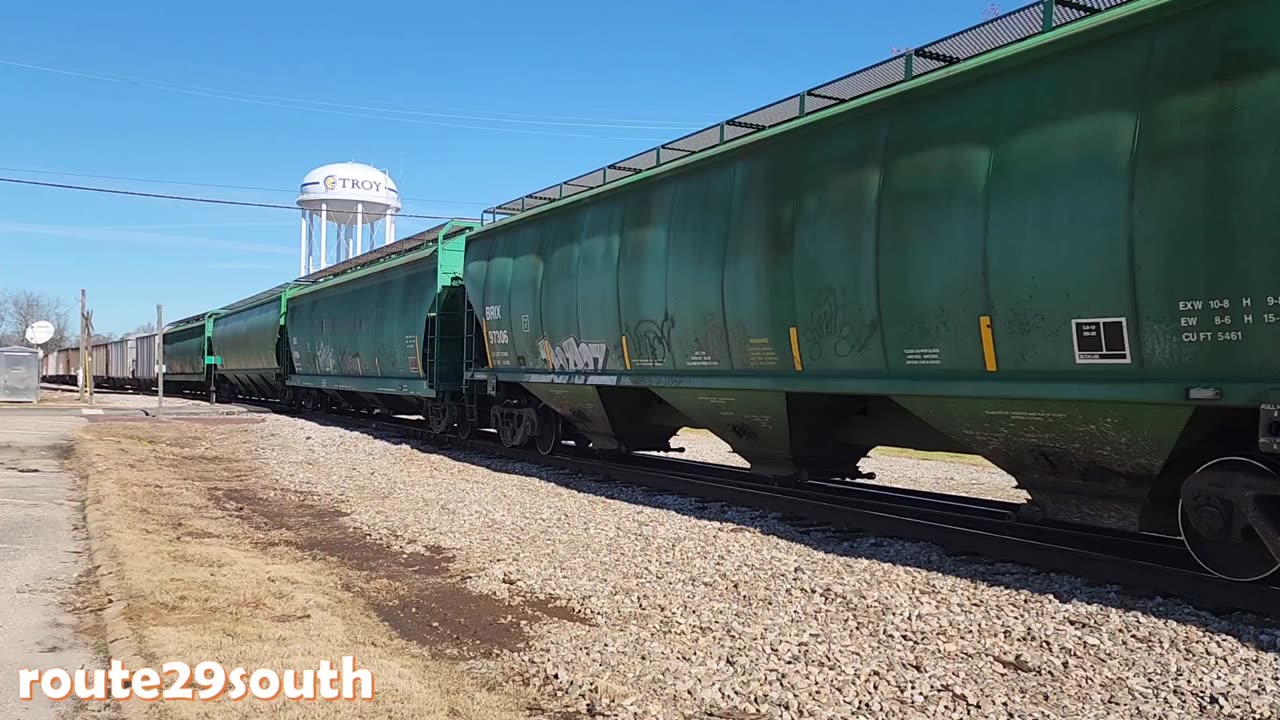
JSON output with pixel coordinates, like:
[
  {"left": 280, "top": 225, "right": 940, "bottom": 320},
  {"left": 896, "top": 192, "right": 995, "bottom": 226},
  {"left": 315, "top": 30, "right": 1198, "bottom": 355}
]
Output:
[{"left": 1, "top": 0, "right": 998, "bottom": 335}]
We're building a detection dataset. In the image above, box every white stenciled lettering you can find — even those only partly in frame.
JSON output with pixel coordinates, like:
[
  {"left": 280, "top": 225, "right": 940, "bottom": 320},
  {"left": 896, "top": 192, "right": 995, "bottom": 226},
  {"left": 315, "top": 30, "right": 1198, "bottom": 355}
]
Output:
[
  {"left": 902, "top": 348, "right": 942, "bottom": 366},
  {"left": 1182, "top": 330, "right": 1243, "bottom": 343},
  {"left": 1209, "top": 298, "right": 1231, "bottom": 310},
  {"left": 1181, "top": 317, "right": 1198, "bottom": 327},
  {"left": 1179, "top": 300, "right": 1203, "bottom": 311},
  {"left": 1242, "top": 297, "right": 1253, "bottom": 308},
  {"left": 1214, "top": 315, "right": 1232, "bottom": 325},
  {"left": 484, "top": 305, "right": 502, "bottom": 321}
]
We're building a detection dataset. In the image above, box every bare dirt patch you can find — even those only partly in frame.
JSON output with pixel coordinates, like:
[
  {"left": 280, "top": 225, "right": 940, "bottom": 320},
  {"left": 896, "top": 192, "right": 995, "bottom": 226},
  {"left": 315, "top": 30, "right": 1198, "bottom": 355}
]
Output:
[
  {"left": 70, "top": 418, "right": 538, "bottom": 719},
  {"left": 217, "top": 482, "right": 578, "bottom": 659}
]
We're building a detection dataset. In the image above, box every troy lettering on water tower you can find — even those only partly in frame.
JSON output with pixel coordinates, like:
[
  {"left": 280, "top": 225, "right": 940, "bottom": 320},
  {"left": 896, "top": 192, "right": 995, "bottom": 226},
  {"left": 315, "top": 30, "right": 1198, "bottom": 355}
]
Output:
[
  {"left": 323, "top": 175, "right": 386, "bottom": 193},
  {"left": 297, "top": 162, "right": 402, "bottom": 276}
]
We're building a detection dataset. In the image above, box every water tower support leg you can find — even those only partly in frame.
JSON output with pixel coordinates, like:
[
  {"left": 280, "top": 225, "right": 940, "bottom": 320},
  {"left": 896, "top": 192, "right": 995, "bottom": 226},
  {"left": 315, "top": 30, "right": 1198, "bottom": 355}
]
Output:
[
  {"left": 299, "top": 212, "right": 308, "bottom": 277},
  {"left": 356, "top": 203, "right": 364, "bottom": 256},
  {"left": 320, "top": 203, "right": 329, "bottom": 269},
  {"left": 385, "top": 210, "right": 393, "bottom": 247}
]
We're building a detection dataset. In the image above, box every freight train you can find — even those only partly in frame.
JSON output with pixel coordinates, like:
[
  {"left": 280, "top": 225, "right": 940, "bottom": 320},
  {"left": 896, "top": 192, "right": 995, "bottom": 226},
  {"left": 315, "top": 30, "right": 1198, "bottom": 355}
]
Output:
[
  {"left": 44, "top": 335, "right": 159, "bottom": 390},
  {"left": 42, "top": 0, "right": 1280, "bottom": 583}
]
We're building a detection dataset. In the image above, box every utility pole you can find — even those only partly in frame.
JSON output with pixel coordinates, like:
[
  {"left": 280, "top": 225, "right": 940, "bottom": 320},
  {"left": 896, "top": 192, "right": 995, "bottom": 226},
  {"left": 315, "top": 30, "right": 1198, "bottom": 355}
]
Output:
[
  {"left": 156, "top": 304, "right": 164, "bottom": 414},
  {"left": 85, "top": 293, "right": 95, "bottom": 406},
  {"left": 78, "top": 289, "right": 87, "bottom": 402}
]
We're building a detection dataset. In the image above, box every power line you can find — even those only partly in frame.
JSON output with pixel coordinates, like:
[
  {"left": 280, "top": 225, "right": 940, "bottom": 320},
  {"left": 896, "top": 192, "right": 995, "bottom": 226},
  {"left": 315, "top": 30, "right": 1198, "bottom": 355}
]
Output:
[
  {"left": 218, "top": 87, "right": 708, "bottom": 131},
  {"left": 0, "top": 165, "right": 495, "bottom": 207},
  {"left": 0, "top": 59, "right": 720, "bottom": 128},
  {"left": 0, "top": 176, "right": 460, "bottom": 220},
  {"left": 0, "top": 59, "right": 698, "bottom": 140},
  {"left": 391, "top": 101, "right": 724, "bottom": 126}
]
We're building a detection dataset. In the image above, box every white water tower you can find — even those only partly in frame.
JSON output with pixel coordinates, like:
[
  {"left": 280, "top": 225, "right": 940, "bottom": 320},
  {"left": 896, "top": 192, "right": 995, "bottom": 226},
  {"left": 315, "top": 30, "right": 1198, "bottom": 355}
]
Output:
[{"left": 297, "top": 162, "right": 401, "bottom": 275}]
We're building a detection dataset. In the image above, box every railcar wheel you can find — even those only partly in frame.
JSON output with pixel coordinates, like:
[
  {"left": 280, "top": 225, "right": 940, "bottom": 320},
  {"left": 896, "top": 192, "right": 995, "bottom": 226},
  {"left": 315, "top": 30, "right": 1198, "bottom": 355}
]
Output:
[
  {"left": 534, "top": 405, "right": 561, "bottom": 456},
  {"left": 1178, "top": 456, "right": 1280, "bottom": 582},
  {"left": 457, "top": 417, "right": 473, "bottom": 440}
]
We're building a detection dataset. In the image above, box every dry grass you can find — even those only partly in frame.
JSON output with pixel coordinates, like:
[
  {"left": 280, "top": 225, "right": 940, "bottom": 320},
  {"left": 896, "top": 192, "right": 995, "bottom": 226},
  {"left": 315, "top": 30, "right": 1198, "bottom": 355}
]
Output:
[{"left": 69, "top": 420, "right": 530, "bottom": 720}]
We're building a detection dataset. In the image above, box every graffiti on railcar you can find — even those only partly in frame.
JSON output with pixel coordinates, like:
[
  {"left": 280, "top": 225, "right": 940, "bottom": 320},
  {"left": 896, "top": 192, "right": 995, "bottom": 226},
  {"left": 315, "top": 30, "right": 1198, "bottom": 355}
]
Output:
[
  {"left": 315, "top": 342, "right": 337, "bottom": 374},
  {"left": 1141, "top": 319, "right": 1192, "bottom": 370},
  {"left": 322, "top": 346, "right": 368, "bottom": 376},
  {"left": 686, "top": 313, "right": 729, "bottom": 368},
  {"left": 539, "top": 336, "right": 609, "bottom": 372},
  {"left": 804, "top": 288, "right": 854, "bottom": 360},
  {"left": 339, "top": 352, "right": 367, "bottom": 376},
  {"left": 631, "top": 313, "right": 675, "bottom": 368}
]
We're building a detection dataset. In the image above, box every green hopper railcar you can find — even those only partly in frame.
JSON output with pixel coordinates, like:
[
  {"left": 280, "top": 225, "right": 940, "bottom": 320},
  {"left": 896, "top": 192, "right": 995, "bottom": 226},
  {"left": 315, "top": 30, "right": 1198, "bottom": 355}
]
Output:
[
  {"left": 161, "top": 314, "right": 216, "bottom": 395},
  {"left": 209, "top": 284, "right": 294, "bottom": 401},
  {"left": 283, "top": 220, "right": 478, "bottom": 423},
  {"left": 462, "top": 0, "right": 1280, "bottom": 581}
]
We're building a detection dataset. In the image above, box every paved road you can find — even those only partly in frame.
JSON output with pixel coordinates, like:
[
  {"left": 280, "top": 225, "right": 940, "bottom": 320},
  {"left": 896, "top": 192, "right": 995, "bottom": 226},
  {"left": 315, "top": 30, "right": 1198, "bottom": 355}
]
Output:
[{"left": 0, "top": 410, "right": 95, "bottom": 718}]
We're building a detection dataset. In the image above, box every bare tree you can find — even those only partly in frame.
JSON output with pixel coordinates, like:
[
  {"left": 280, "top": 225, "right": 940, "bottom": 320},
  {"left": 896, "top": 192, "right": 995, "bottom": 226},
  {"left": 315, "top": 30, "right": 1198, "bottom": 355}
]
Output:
[
  {"left": 132, "top": 321, "right": 157, "bottom": 335},
  {"left": 0, "top": 289, "right": 71, "bottom": 349}
]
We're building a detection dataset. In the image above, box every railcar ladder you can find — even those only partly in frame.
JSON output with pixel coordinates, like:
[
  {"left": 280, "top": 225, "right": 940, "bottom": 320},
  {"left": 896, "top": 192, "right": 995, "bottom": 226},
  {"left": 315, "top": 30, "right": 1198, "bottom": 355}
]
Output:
[
  {"left": 426, "top": 309, "right": 440, "bottom": 391},
  {"left": 426, "top": 293, "right": 450, "bottom": 392},
  {"left": 462, "top": 297, "right": 478, "bottom": 423},
  {"left": 427, "top": 283, "right": 469, "bottom": 397}
]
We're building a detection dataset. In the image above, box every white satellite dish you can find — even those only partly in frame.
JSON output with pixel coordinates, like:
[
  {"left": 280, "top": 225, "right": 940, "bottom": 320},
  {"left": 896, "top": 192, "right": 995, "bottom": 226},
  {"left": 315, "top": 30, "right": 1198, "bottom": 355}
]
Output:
[{"left": 25, "top": 320, "right": 54, "bottom": 345}]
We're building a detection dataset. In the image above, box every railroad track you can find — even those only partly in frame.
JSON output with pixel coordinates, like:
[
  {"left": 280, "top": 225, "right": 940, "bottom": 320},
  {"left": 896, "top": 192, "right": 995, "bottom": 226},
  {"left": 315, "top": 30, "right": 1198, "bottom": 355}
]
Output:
[
  {"left": 39, "top": 382, "right": 1280, "bottom": 620},
  {"left": 308, "top": 409, "right": 1280, "bottom": 622}
]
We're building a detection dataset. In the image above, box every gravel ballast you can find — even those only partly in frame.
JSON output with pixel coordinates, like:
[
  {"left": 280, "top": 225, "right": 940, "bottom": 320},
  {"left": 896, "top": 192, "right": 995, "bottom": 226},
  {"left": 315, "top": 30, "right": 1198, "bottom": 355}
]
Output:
[
  {"left": 228, "top": 416, "right": 1278, "bottom": 719},
  {"left": 657, "top": 430, "right": 1029, "bottom": 504}
]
